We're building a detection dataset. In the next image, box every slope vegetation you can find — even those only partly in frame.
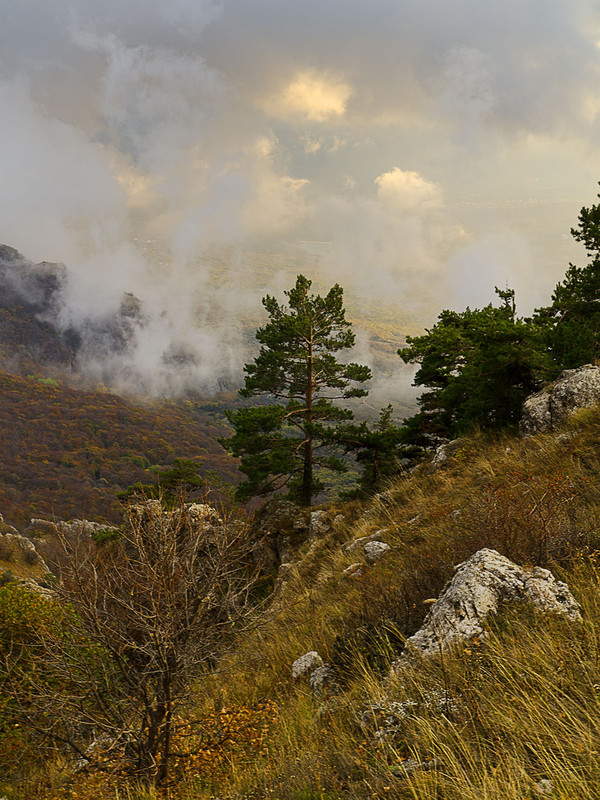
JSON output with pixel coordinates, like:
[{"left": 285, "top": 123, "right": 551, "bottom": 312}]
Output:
[
  {"left": 5, "top": 404, "right": 600, "bottom": 799},
  {"left": 0, "top": 370, "right": 238, "bottom": 525}
]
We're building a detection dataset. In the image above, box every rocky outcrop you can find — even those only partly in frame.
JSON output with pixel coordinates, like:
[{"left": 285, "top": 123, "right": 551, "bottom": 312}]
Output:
[
  {"left": 309, "top": 665, "right": 340, "bottom": 697},
  {"left": 432, "top": 438, "right": 466, "bottom": 467},
  {"left": 0, "top": 530, "right": 48, "bottom": 573},
  {"left": 342, "top": 530, "right": 391, "bottom": 569},
  {"left": 0, "top": 513, "right": 49, "bottom": 580},
  {"left": 520, "top": 364, "right": 600, "bottom": 436},
  {"left": 343, "top": 530, "right": 387, "bottom": 554},
  {"left": 25, "top": 517, "right": 118, "bottom": 574},
  {"left": 393, "top": 548, "right": 580, "bottom": 668},
  {"left": 364, "top": 540, "right": 391, "bottom": 565},
  {"left": 251, "top": 500, "right": 310, "bottom": 574}
]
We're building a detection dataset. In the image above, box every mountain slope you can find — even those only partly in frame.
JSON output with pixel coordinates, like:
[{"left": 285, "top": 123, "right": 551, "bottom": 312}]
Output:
[{"left": 0, "top": 370, "right": 238, "bottom": 525}]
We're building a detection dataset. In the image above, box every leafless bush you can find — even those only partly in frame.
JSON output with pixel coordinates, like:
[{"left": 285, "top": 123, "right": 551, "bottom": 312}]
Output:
[{"left": 17, "top": 500, "right": 265, "bottom": 784}]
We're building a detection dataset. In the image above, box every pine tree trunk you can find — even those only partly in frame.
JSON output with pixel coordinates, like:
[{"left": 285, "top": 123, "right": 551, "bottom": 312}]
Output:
[{"left": 302, "top": 333, "right": 314, "bottom": 506}]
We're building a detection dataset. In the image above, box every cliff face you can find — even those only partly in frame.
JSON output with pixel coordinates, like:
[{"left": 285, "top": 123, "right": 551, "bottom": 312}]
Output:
[
  {"left": 0, "top": 245, "right": 74, "bottom": 375},
  {"left": 0, "top": 244, "right": 151, "bottom": 381}
]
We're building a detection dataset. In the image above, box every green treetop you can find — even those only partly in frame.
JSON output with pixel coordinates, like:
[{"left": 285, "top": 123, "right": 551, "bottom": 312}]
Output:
[
  {"left": 221, "top": 275, "right": 371, "bottom": 505},
  {"left": 399, "top": 287, "right": 550, "bottom": 440},
  {"left": 533, "top": 188, "right": 600, "bottom": 371}
]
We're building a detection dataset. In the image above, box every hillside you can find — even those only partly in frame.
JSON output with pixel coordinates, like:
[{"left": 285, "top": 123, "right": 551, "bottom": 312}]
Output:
[
  {"left": 2, "top": 393, "right": 600, "bottom": 798},
  {"left": 0, "top": 370, "right": 238, "bottom": 525}
]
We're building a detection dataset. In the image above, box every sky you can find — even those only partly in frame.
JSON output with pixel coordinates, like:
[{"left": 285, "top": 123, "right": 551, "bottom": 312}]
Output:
[{"left": 1, "top": 0, "right": 600, "bottom": 396}]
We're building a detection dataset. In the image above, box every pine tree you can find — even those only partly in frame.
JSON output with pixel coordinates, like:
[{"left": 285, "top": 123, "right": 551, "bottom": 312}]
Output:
[
  {"left": 534, "top": 188, "right": 600, "bottom": 371},
  {"left": 327, "top": 404, "right": 420, "bottom": 497},
  {"left": 399, "top": 288, "right": 549, "bottom": 439},
  {"left": 221, "top": 275, "right": 371, "bottom": 505}
]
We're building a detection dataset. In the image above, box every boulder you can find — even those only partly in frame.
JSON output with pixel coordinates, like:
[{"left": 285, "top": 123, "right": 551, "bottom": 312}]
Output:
[
  {"left": 432, "top": 438, "right": 466, "bottom": 467},
  {"left": 364, "top": 540, "right": 391, "bottom": 565},
  {"left": 309, "top": 510, "right": 331, "bottom": 538},
  {"left": 342, "top": 563, "right": 370, "bottom": 579},
  {"left": 520, "top": 364, "right": 600, "bottom": 436},
  {"left": 343, "top": 530, "right": 387, "bottom": 554},
  {"left": 291, "top": 651, "right": 341, "bottom": 698},
  {"left": 187, "top": 503, "right": 221, "bottom": 526},
  {"left": 291, "top": 651, "right": 324, "bottom": 679},
  {"left": 0, "top": 531, "right": 48, "bottom": 573},
  {"left": 309, "top": 665, "right": 340, "bottom": 697},
  {"left": 393, "top": 548, "right": 580, "bottom": 667}
]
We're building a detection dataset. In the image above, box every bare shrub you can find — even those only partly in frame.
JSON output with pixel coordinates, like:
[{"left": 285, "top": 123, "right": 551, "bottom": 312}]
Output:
[{"left": 11, "top": 500, "right": 265, "bottom": 784}]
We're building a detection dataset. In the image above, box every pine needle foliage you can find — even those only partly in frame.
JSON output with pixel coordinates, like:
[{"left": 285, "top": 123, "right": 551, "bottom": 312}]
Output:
[{"left": 222, "top": 275, "right": 371, "bottom": 505}]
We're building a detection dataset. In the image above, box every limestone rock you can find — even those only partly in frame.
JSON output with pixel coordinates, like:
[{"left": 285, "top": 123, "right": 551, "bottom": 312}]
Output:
[
  {"left": 309, "top": 510, "right": 331, "bottom": 538},
  {"left": 252, "top": 500, "right": 309, "bottom": 573},
  {"left": 309, "top": 665, "right": 340, "bottom": 697},
  {"left": 332, "top": 514, "right": 345, "bottom": 530},
  {"left": 343, "top": 530, "right": 386, "bottom": 554},
  {"left": 520, "top": 364, "right": 600, "bottom": 436},
  {"left": 187, "top": 503, "right": 221, "bottom": 526},
  {"left": 343, "top": 563, "right": 370, "bottom": 579},
  {"left": 432, "top": 438, "right": 466, "bottom": 467},
  {"left": 364, "top": 540, "right": 391, "bottom": 565},
  {"left": 394, "top": 548, "right": 580, "bottom": 666},
  {"left": 0, "top": 530, "right": 48, "bottom": 573},
  {"left": 291, "top": 651, "right": 324, "bottom": 679}
]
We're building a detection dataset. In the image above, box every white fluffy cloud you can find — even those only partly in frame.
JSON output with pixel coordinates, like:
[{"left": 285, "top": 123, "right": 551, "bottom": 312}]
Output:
[
  {"left": 260, "top": 70, "right": 353, "bottom": 122},
  {"left": 375, "top": 169, "right": 443, "bottom": 211}
]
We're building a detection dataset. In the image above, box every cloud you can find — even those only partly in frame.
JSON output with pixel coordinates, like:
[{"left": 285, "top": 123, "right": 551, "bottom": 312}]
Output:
[
  {"left": 0, "top": 0, "right": 599, "bottom": 399},
  {"left": 260, "top": 69, "right": 352, "bottom": 122},
  {"left": 375, "top": 168, "right": 443, "bottom": 211}
]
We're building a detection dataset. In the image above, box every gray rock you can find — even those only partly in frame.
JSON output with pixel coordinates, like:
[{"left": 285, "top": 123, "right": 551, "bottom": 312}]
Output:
[
  {"left": 310, "top": 510, "right": 331, "bottom": 538},
  {"left": 0, "top": 531, "right": 48, "bottom": 572},
  {"left": 187, "top": 503, "right": 221, "bottom": 526},
  {"left": 309, "top": 665, "right": 340, "bottom": 697},
  {"left": 252, "top": 500, "right": 310, "bottom": 573},
  {"left": 364, "top": 540, "right": 391, "bottom": 565},
  {"left": 432, "top": 438, "right": 465, "bottom": 467},
  {"left": 291, "top": 651, "right": 324, "bottom": 679},
  {"left": 393, "top": 548, "right": 581, "bottom": 667},
  {"left": 343, "top": 530, "right": 386, "bottom": 554},
  {"left": 520, "top": 364, "right": 600, "bottom": 436}
]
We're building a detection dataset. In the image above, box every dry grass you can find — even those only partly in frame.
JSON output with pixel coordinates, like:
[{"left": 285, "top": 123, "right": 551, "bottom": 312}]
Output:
[{"left": 6, "top": 408, "right": 600, "bottom": 799}]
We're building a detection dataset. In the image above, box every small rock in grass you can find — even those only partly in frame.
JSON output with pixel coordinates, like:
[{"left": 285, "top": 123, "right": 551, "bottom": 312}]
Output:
[
  {"left": 291, "top": 651, "right": 323, "bottom": 680},
  {"left": 364, "top": 540, "right": 391, "bottom": 564}
]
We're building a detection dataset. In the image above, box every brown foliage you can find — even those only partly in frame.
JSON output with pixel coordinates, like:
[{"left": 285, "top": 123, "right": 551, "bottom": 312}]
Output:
[{"left": 0, "top": 371, "right": 239, "bottom": 525}]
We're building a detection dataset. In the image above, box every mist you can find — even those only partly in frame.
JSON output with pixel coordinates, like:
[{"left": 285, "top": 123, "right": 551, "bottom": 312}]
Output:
[{"left": 1, "top": 0, "right": 599, "bottom": 399}]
